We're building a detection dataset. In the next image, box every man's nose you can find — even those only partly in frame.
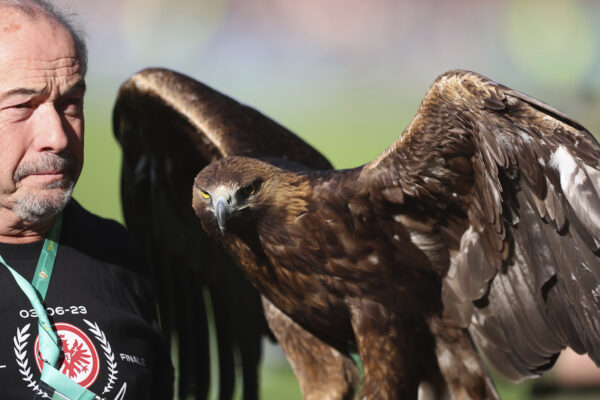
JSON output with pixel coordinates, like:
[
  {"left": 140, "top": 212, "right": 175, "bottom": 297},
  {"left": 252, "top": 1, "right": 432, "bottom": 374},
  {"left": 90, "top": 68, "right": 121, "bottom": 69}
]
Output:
[{"left": 32, "top": 103, "right": 69, "bottom": 152}]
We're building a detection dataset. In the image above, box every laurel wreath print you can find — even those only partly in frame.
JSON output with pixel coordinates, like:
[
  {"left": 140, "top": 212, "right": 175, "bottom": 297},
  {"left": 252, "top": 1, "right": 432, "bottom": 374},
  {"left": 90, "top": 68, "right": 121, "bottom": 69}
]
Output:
[
  {"left": 84, "top": 319, "right": 119, "bottom": 395},
  {"left": 13, "top": 323, "right": 51, "bottom": 398}
]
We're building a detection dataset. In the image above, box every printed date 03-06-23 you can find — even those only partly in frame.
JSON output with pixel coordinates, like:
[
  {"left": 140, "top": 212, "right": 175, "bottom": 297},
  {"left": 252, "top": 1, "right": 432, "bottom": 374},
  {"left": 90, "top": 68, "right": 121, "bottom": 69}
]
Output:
[{"left": 19, "top": 305, "right": 88, "bottom": 318}]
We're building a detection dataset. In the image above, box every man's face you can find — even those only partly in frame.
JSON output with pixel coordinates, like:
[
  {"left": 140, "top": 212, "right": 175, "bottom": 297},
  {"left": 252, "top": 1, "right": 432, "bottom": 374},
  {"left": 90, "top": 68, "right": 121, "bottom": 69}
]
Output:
[{"left": 0, "top": 8, "right": 85, "bottom": 223}]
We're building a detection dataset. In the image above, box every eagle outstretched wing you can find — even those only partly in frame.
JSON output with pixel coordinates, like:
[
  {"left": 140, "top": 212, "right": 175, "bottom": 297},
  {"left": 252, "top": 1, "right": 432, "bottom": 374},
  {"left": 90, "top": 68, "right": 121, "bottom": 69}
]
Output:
[
  {"left": 112, "top": 68, "right": 341, "bottom": 398},
  {"left": 362, "top": 69, "right": 600, "bottom": 381}
]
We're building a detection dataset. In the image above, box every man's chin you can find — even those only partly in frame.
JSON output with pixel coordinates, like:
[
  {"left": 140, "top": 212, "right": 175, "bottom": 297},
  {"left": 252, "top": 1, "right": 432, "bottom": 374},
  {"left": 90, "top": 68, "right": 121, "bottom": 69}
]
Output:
[{"left": 13, "top": 185, "right": 74, "bottom": 223}]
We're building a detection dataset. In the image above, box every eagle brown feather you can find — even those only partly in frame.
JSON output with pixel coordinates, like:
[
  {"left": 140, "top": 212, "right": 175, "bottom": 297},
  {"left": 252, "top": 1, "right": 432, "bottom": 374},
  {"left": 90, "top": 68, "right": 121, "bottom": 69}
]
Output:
[{"left": 193, "top": 156, "right": 490, "bottom": 398}]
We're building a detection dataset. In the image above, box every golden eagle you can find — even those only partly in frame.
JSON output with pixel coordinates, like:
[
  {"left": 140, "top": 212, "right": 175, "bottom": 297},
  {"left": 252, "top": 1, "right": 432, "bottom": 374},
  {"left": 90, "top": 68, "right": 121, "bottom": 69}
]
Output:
[{"left": 115, "top": 68, "right": 600, "bottom": 399}]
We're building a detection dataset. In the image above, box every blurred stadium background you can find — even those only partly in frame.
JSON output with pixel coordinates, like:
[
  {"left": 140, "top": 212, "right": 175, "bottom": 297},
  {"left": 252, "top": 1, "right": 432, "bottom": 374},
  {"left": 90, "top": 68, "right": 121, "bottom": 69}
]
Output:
[{"left": 55, "top": 0, "right": 600, "bottom": 398}]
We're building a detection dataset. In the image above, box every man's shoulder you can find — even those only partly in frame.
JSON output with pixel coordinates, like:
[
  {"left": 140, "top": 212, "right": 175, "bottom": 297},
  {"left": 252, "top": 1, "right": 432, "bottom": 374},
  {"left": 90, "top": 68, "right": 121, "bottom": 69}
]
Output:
[
  {"left": 62, "top": 199, "right": 147, "bottom": 275},
  {"left": 64, "top": 200, "right": 133, "bottom": 242}
]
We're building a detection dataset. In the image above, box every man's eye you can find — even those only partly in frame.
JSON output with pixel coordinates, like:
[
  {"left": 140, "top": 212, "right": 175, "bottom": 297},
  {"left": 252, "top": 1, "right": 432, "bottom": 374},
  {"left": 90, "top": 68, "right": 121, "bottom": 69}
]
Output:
[
  {"left": 12, "top": 101, "right": 33, "bottom": 109},
  {"left": 59, "top": 98, "right": 83, "bottom": 115},
  {"left": 0, "top": 102, "right": 34, "bottom": 120}
]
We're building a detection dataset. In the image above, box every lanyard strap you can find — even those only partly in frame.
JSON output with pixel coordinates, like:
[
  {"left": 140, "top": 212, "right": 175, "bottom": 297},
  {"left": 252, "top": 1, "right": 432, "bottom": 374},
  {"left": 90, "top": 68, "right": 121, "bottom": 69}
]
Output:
[
  {"left": 1, "top": 214, "right": 102, "bottom": 400},
  {"left": 42, "top": 365, "right": 97, "bottom": 400},
  {"left": 2, "top": 261, "right": 61, "bottom": 366},
  {"left": 31, "top": 213, "right": 62, "bottom": 300}
]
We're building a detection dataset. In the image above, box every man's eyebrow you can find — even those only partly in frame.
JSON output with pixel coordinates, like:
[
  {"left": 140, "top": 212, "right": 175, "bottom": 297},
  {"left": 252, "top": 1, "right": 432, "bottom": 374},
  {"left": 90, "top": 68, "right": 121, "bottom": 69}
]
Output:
[
  {"left": 0, "top": 80, "right": 87, "bottom": 102},
  {"left": 0, "top": 87, "right": 49, "bottom": 102}
]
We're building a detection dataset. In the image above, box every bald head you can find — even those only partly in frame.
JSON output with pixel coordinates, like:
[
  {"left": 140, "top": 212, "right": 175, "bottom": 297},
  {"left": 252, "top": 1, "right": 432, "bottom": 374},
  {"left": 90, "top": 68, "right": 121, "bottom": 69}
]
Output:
[{"left": 0, "top": 0, "right": 87, "bottom": 75}]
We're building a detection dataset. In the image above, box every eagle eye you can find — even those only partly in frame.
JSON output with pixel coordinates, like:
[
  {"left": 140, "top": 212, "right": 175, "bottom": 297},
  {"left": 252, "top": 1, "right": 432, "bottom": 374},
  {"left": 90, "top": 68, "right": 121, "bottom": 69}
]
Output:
[
  {"left": 241, "top": 183, "right": 257, "bottom": 197},
  {"left": 199, "top": 189, "right": 211, "bottom": 199}
]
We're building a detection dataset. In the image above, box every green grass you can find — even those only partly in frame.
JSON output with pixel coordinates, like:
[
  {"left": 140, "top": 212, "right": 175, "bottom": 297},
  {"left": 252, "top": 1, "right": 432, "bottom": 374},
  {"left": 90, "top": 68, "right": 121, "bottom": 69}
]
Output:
[{"left": 259, "top": 364, "right": 302, "bottom": 400}]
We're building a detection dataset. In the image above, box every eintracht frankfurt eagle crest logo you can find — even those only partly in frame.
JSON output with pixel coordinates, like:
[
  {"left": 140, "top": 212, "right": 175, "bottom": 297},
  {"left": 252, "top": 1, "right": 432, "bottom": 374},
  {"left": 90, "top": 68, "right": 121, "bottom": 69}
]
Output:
[
  {"left": 33, "top": 322, "right": 100, "bottom": 387},
  {"left": 14, "top": 320, "right": 119, "bottom": 398}
]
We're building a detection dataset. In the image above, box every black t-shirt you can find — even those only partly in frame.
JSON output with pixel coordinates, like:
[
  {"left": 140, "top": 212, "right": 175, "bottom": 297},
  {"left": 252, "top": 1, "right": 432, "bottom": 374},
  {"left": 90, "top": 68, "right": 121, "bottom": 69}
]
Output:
[{"left": 0, "top": 200, "right": 173, "bottom": 399}]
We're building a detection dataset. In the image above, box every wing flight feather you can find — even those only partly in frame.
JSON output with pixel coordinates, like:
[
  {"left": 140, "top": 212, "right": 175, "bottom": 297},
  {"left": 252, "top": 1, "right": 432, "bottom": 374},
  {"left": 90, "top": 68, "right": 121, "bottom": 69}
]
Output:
[
  {"left": 362, "top": 70, "right": 600, "bottom": 380},
  {"left": 113, "top": 68, "right": 332, "bottom": 398}
]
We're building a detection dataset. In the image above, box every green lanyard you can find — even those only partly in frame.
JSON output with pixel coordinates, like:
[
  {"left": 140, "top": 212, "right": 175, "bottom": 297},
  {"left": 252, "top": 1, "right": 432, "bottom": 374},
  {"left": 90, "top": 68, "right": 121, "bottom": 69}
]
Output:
[{"left": 1, "top": 213, "right": 102, "bottom": 400}]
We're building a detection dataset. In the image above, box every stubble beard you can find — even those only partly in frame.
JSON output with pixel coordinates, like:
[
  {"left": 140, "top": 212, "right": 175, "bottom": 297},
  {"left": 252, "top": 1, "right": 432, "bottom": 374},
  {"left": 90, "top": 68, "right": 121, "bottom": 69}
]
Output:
[{"left": 12, "top": 152, "right": 79, "bottom": 223}]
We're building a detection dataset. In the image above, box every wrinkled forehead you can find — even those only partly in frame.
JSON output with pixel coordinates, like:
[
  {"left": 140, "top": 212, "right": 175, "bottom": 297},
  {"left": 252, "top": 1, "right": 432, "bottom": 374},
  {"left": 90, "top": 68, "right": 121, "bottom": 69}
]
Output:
[
  {"left": 0, "top": 5, "right": 77, "bottom": 62},
  {"left": 0, "top": 6, "right": 81, "bottom": 91}
]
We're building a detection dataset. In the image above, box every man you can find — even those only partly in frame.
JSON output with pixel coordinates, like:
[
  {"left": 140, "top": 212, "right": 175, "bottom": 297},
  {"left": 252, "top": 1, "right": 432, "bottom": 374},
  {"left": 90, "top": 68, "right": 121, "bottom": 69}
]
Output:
[{"left": 0, "top": 1, "right": 173, "bottom": 398}]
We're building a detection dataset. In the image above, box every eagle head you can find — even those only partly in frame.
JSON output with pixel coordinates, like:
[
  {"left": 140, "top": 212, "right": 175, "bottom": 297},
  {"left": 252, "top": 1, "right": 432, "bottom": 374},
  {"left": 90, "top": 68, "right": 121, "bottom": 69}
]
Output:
[{"left": 192, "top": 156, "right": 284, "bottom": 235}]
